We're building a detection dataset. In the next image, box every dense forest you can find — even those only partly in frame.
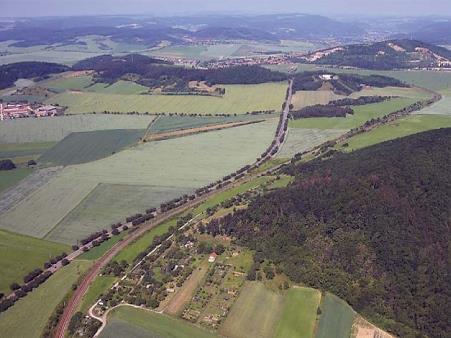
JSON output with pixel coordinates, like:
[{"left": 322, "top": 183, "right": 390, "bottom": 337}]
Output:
[
  {"left": 329, "top": 95, "right": 392, "bottom": 106},
  {"left": 290, "top": 104, "right": 353, "bottom": 118},
  {"left": 291, "top": 71, "right": 407, "bottom": 95},
  {"left": 207, "top": 129, "right": 450, "bottom": 337},
  {"left": 0, "top": 62, "right": 70, "bottom": 90},
  {"left": 73, "top": 54, "right": 287, "bottom": 90}
]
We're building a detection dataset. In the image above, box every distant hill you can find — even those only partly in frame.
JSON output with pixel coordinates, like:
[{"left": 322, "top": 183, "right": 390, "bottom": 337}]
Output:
[
  {"left": 211, "top": 128, "right": 451, "bottom": 337},
  {"left": 299, "top": 39, "right": 451, "bottom": 70},
  {"left": 193, "top": 26, "right": 278, "bottom": 42},
  {"left": 392, "top": 20, "right": 451, "bottom": 45}
]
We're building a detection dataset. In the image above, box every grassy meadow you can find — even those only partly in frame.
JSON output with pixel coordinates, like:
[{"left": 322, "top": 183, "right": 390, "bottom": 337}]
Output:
[
  {"left": 0, "top": 168, "right": 33, "bottom": 193},
  {"left": 46, "top": 83, "right": 286, "bottom": 114},
  {"left": 316, "top": 293, "right": 356, "bottom": 338},
  {"left": 0, "top": 260, "right": 91, "bottom": 338},
  {"left": 0, "top": 230, "right": 70, "bottom": 294},
  {"left": 79, "top": 275, "right": 117, "bottom": 313},
  {"left": 39, "top": 129, "right": 145, "bottom": 166}
]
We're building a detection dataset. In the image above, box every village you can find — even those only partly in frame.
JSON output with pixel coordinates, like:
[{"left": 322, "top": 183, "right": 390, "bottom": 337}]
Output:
[{"left": 0, "top": 102, "right": 65, "bottom": 120}]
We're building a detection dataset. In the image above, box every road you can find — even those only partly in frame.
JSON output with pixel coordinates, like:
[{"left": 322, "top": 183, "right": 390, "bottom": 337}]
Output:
[{"left": 53, "top": 80, "right": 293, "bottom": 338}]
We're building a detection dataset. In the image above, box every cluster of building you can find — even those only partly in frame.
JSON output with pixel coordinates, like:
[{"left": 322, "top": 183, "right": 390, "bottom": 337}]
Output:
[{"left": 0, "top": 103, "right": 64, "bottom": 120}]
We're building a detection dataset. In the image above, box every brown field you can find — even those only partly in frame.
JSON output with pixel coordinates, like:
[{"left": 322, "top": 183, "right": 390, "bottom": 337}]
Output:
[
  {"left": 351, "top": 316, "right": 394, "bottom": 338},
  {"left": 164, "top": 261, "right": 209, "bottom": 315},
  {"left": 145, "top": 120, "right": 264, "bottom": 141}
]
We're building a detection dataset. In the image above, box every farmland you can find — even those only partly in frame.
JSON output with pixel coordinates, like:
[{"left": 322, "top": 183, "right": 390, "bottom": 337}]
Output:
[
  {"left": 415, "top": 89, "right": 451, "bottom": 116},
  {"left": 278, "top": 128, "right": 347, "bottom": 157},
  {"left": 316, "top": 293, "right": 356, "bottom": 338},
  {"left": 220, "top": 282, "right": 284, "bottom": 338},
  {"left": 38, "top": 129, "right": 146, "bottom": 166},
  {"left": 274, "top": 287, "right": 321, "bottom": 338},
  {"left": 291, "top": 90, "right": 343, "bottom": 110},
  {"left": 0, "top": 142, "right": 55, "bottom": 161},
  {"left": 0, "top": 168, "right": 33, "bottom": 193},
  {"left": 46, "top": 83, "right": 287, "bottom": 114},
  {"left": 84, "top": 81, "right": 149, "bottom": 95},
  {"left": 42, "top": 74, "right": 93, "bottom": 91},
  {"left": 0, "top": 115, "right": 154, "bottom": 143},
  {"left": 339, "top": 114, "right": 451, "bottom": 151},
  {"left": 0, "top": 230, "right": 69, "bottom": 294},
  {"left": 289, "top": 97, "right": 416, "bottom": 130},
  {"left": 99, "top": 306, "right": 217, "bottom": 338},
  {"left": 0, "top": 120, "right": 276, "bottom": 244},
  {"left": 0, "top": 260, "right": 91, "bottom": 338}
]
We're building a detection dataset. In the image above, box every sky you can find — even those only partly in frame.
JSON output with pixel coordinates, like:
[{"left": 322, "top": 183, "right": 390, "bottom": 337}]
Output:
[{"left": 1, "top": 0, "right": 451, "bottom": 17}]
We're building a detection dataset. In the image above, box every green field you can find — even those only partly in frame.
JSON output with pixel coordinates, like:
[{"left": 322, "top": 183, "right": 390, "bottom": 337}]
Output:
[
  {"left": 275, "top": 287, "right": 321, "bottom": 338},
  {"left": 0, "top": 230, "right": 70, "bottom": 294},
  {"left": 0, "top": 168, "right": 33, "bottom": 193},
  {"left": 291, "top": 90, "right": 343, "bottom": 110},
  {"left": 42, "top": 75, "right": 94, "bottom": 91},
  {"left": 0, "top": 260, "right": 91, "bottom": 338},
  {"left": 0, "top": 115, "right": 155, "bottom": 143},
  {"left": 46, "top": 83, "right": 287, "bottom": 114},
  {"left": 340, "top": 114, "right": 451, "bottom": 151},
  {"left": 78, "top": 230, "right": 128, "bottom": 261},
  {"left": 278, "top": 128, "right": 347, "bottom": 157},
  {"left": 149, "top": 114, "right": 274, "bottom": 133},
  {"left": 47, "top": 184, "right": 193, "bottom": 244},
  {"left": 221, "top": 282, "right": 284, "bottom": 338},
  {"left": 0, "top": 142, "right": 55, "bottom": 160},
  {"left": 316, "top": 293, "right": 356, "bottom": 338},
  {"left": 0, "top": 120, "right": 276, "bottom": 243},
  {"left": 85, "top": 81, "right": 149, "bottom": 95},
  {"left": 415, "top": 89, "right": 451, "bottom": 116},
  {"left": 39, "top": 129, "right": 145, "bottom": 166},
  {"left": 289, "top": 98, "right": 416, "bottom": 130},
  {"left": 99, "top": 306, "right": 217, "bottom": 338},
  {"left": 79, "top": 275, "right": 117, "bottom": 313}
]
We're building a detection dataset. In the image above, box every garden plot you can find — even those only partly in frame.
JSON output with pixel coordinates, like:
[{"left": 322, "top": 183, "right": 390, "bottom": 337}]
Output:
[
  {"left": 278, "top": 128, "right": 347, "bottom": 158},
  {"left": 0, "top": 115, "right": 155, "bottom": 143},
  {"left": 46, "top": 83, "right": 287, "bottom": 115},
  {"left": 0, "top": 120, "right": 276, "bottom": 243}
]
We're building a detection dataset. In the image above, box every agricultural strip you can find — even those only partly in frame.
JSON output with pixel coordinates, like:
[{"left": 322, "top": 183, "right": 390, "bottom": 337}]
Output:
[
  {"left": 42, "top": 75, "right": 93, "bottom": 91},
  {"left": 46, "top": 83, "right": 287, "bottom": 114},
  {"left": 84, "top": 80, "right": 149, "bottom": 95},
  {"left": 99, "top": 306, "right": 217, "bottom": 338},
  {"left": 289, "top": 97, "right": 416, "bottom": 130},
  {"left": 414, "top": 89, "right": 451, "bottom": 116},
  {"left": 0, "top": 115, "right": 155, "bottom": 143},
  {"left": 47, "top": 184, "right": 193, "bottom": 244},
  {"left": 220, "top": 282, "right": 284, "bottom": 338},
  {"left": 0, "top": 168, "right": 33, "bottom": 193},
  {"left": 39, "top": 129, "right": 145, "bottom": 166},
  {"left": 0, "top": 229, "right": 70, "bottom": 294},
  {"left": 0, "top": 142, "right": 56, "bottom": 160},
  {"left": 316, "top": 293, "right": 356, "bottom": 338},
  {"left": 0, "top": 260, "right": 92, "bottom": 338},
  {"left": 339, "top": 114, "right": 451, "bottom": 152},
  {"left": 278, "top": 128, "right": 347, "bottom": 157},
  {"left": 291, "top": 90, "right": 344, "bottom": 110},
  {"left": 274, "top": 287, "right": 321, "bottom": 338}
]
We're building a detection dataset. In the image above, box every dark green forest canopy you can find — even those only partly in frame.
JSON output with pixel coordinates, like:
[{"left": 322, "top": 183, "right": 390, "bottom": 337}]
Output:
[{"left": 211, "top": 128, "right": 451, "bottom": 337}]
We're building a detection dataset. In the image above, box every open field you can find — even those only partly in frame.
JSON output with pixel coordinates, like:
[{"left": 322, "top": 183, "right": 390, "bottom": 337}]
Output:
[
  {"left": 220, "top": 282, "right": 284, "bottom": 338},
  {"left": 0, "top": 260, "right": 91, "bottom": 338},
  {"left": 79, "top": 275, "right": 117, "bottom": 313},
  {"left": 0, "top": 229, "right": 69, "bottom": 294},
  {"left": 275, "top": 287, "right": 321, "bottom": 338},
  {"left": 149, "top": 113, "right": 276, "bottom": 133},
  {"left": 39, "top": 129, "right": 145, "bottom": 166},
  {"left": 289, "top": 97, "right": 416, "bottom": 130},
  {"left": 316, "top": 293, "right": 356, "bottom": 338},
  {"left": 85, "top": 81, "right": 149, "bottom": 95},
  {"left": 47, "top": 184, "right": 193, "bottom": 244},
  {"left": 415, "top": 89, "right": 451, "bottom": 116},
  {"left": 99, "top": 306, "right": 217, "bottom": 338},
  {"left": 291, "top": 90, "right": 343, "bottom": 110},
  {"left": 278, "top": 128, "right": 347, "bottom": 157},
  {"left": 0, "top": 115, "right": 155, "bottom": 143},
  {"left": 78, "top": 230, "right": 128, "bottom": 261},
  {"left": 0, "top": 142, "right": 55, "bottom": 160},
  {"left": 351, "top": 316, "right": 395, "bottom": 338},
  {"left": 0, "top": 168, "right": 33, "bottom": 193},
  {"left": 42, "top": 75, "right": 94, "bottom": 91},
  {"left": 0, "top": 120, "right": 276, "bottom": 243},
  {"left": 46, "top": 83, "right": 287, "bottom": 114},
  {"left": 339, "top": 114, "right": 451, "bottom": 151},
  {"left": 350, "top": 86, "right": 432, "bottom": 100}
]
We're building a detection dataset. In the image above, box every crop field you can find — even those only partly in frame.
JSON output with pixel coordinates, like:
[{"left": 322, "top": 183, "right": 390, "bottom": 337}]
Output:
[
  {"left": 415, "top": 89, "right": 451, "bottom": 116},
  {"left": 47, "top": 183, "right": 193, "bottom": 244},
  {"left": 99, "top": 306, "right": 217, "bottom": 338},
  {"left": 220, "top": 282, "right": 284, "bottom": 338},
  {"left": 149, "top": 113, "right": 275, "bottom": 133},
  {"left": 46, "top": 83, "right": 287, "bottom": 114},
  {"left": 42, "top": 75, "right": 93, "bottom": 91},
  {"left": 274, "top": 287, "right": 321, "bottom": 338},
  {"left": 0, "top": 142, "right": 55, "bottom": 160},
  {"left": 316, "top": 293, "right": 356, "bottom": 338},
  {"left": 0, "top": 120, "right": 276, "bottom": 243},
  {"left": 291, "top": 90, "right": 344, "bottom": 110},
  {"left": 289, "top": 97, "right": 416, "bottom": 130},
  {"left": 0, "top": 230, "right": 69, "bottom": 294},
  {"left": 39, "top": 129, "right": 146, "bottom": 166},
  {"left": 0, "top": 115, "right": 155, "bottom": 143},
  {"left": 0, "top": 168, "right": 33, "bottom": 193},
  {"left": 85, "top": 81, "right": 149, "bottom": 95},
  {"left": 278, "top": 128, "right": 347, "bottom": 157},
  {"left": 340, "top": 114, "right": 451, "bottom": 152},
  {"left": 0, "top": 260, "right": 91, "bottom": 338},
  {"left": 350, "top": 86, "right": 432, "bottom": 100}
]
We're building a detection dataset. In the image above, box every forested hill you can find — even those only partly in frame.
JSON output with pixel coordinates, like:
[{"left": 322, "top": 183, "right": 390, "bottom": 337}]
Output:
[
  {"left": 299, "top": 39, "right": 451, "bottom": 70},
  {"left": 212, "top": 128, "right": 450, "bottom": 337}
]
